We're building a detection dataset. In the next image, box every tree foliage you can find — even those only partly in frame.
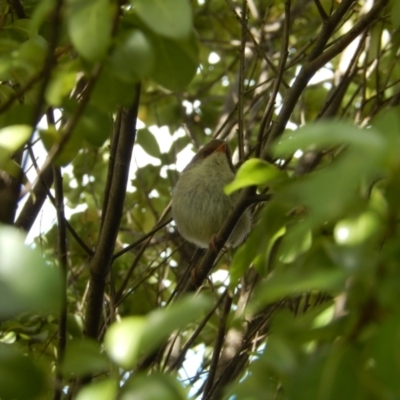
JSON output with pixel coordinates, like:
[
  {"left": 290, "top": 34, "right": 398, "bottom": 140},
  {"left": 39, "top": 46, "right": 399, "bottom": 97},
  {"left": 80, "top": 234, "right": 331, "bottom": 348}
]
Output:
[{"left": 1, "top": 0, "right": 399, "bottom": 399}]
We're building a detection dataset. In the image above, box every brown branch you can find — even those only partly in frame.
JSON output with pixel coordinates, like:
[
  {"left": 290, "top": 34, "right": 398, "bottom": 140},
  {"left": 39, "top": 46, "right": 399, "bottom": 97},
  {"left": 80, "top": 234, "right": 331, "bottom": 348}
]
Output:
[
  {"left": 16, "top": 139, "right": 93, "bottom": 256},
  {"left": 237, "top": 0, "right": 247, "bottom": 161},
  {"left": 255, "top": 0, "right": 290, "bottom": 157},
  {"left": 84, "top": 84, "right": 141, "bottom": 340},
  {"left": 166, "top": 290, "right": 228, "bottom": 372},
  {"left": 203, "top": 295, "right": 233, "bottom": 400},
  {"left": 262, "top": 0, "right": 388, "bottom": 154},
  {"left": 314, "top": 0, "right": 328, "bottom": 21},
  {"left": 52, "top": 166, "right": 68, "bottom": 400},
  {"left": 7, "top": 0, "right": 26, "bottom": 18},
  {"left": 14, "top": 164, "right": 54, "bottom": 231},
  {"left": 112, "top": 217, "right": 172, "bottom": 260},
  {"left": 0, "top": 71, "right": 44, "bottom": 115}
]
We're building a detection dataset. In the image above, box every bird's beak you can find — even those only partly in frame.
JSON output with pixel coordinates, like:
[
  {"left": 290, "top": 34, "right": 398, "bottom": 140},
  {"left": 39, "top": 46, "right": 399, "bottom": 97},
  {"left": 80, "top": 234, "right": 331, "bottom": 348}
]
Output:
[{"left": 214, "top": 142, "right": 226, "bottom": 154}]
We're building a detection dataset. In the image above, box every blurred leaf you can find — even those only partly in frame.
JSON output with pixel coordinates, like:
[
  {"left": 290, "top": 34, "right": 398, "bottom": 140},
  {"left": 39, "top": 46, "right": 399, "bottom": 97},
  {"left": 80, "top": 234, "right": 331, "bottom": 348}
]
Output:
[
  {"left": 0, "top": 104, "right": 34, "bottom": 127},
  {"left": 0, "top": 124, "right": 30, "bottom": 152},
  {"left": 1, "top": 158, "right": 22, "bottom": 179},
  {"left": 76, "top": 106, "right": 112, "bottom": 148},
  {"left": 225, "top": 159, "right": 285, "bottom": 194},
  {"left": 287, "top": 345, "right": 364, "bottom": 400},
  {"left": 132, "top": 0, "right": 192, "bottom": 39},
  {"left": 391, "top": 0, "right": 400, "bottom": 29},
  {"left": 254, "top": 267, "right": 346, "bottom": 308},
  {"left": 40, "top": 124, "right": 83, "bottom": 166},
  {"left": 140, "top": 294, "right": 211, "bottom": 355},
  {"left": 110, "top": 30, "right": 154, "bottom": 82},
  {"left": 0, "top": 343, "right": 47, "bottom": 400},
  {"left": 3, "top": 19, "right": 32, "bottom": 41},
  {"left": 30, "top": 0, "right": 55, "bottom": 34},
  {"left": 334, "top": 212, "right": 380, "bottom": 246},
  {"left": 259, "top": 336, "right": 298, "bottom": 375},
  {"left": 90, "top": 64, "right": 138, "bottom": 112},
  {"left": 0, "top": 226, "right": 62, "bottom": 320},
  {"left": 252, "top": 246, "right": 347, "bottom": 309},
  {"left": 274, "top": 151, "right": 371, "bottom": 226},
  {"left": 372, "top": 313, "right": 400, "bottom": 394},
  {"left": 278, "top": 225, "right": 312, "bottom": 263},
  {"left": 76, "top": 379, "right": 118, "bottom": 400},
  {"left": 66, "top": 313, "right": 84, "bottom": 338},
  {"left": 46, "top": 61, "right": 80, "bottom": 106},
  {"left": 148, "top": 32, "right": 198, "bottom": 91},
  {"left": 121, "top": 372, "right": 186, "bottom": 400},
  {"left": 105, "top": 316, "right": 146, "bottom": 369},
  {"left": 0, "top": 84, "right": 15, "bottom": 104},
  {"left": 274, "top": 122, "right": 386, "bottom": 163},
  {"left": 67, "top": 0, "right": 112, "bottom": 61},
  {"left": 17, "top": 36, "right": 47, "bottom": 67},
  {"left": 136, "top": 128, "right": 161, "bottom": 157},
  {"left": 229, "top": 201, "right": 289, "bottom": 289},
  {"left": 105, "top": 295, "right": 211, "bottom": 369},
  {"left": 370, "top": 106, "right": 400, "bottom": 170},
  {"left": 62, "top": 338, "right": 109, "bottom": 377}
]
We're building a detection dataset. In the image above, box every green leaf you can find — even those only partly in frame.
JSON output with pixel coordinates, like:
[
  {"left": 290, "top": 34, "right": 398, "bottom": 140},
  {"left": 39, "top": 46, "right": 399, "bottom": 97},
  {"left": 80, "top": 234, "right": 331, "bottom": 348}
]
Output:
[
  {"left": 136, "top": 128, "right": 161, "bottom": 157},
  {"left": 40, "top": 125, "right": 83, "bottom": 166},
  {"left": 110, "top": 30, "right": 154, "bottom": 83},
  {"left": 253, "top": 263, "right": 346, "bottom": 309},
  {"left": 148, "top": 32, "right": 198, "bottom": 91},
  {"left": 132, "top": 0, "right": 192, "bottom": 39},
  {"left": 76, "top": 106, "right": 112, "bottom": 148},
  {"left": 0, "top": 84, "right": 15, "bottom": 104},
  {"left": 90, "top": 64, "right": 138, "bottom": 112},
  {"left": 229, "top": 201, "right": 289, "bottom": 289},
  {"left": 76, "top": 379, "right": 118, "bottom": 400},
  {"left": 0, "top": 226, "right": 62, "bottom": 320},
  {"left": 287, "top": 345, "right": 364, "bottom": 400},
  {"left": 0, "top": 125, "right": 31, "bottom": 152},
  {"left": 372, "top": 313, "right": 400, "bottom": 394},
  {"left": 46, "top": 61, "right": 80, "bottom": 106},
  {"left": 273, "top": 122, "right": 386, "bottom": 162},
  {"left": 224, "top": 159, "right": 285, "bottom": 194},
  {"left": 30, "top": 0, "right": 55, "bottom": 34},
  {"left": 121, "top": 372, "right": 186, "bottom": 400},
  {"left": 391, "top": 0, "right": 400, "bottom": 29},
  {"left": 0, "top": 125, "right": 31, "bottom": 168},
  {"left": 333, "top": 212, "right": 379, "bottom": 246},
  {"left": 67, "top": 0, "right": 112, "bottom": 61},
  {"left": 140, "top": 294, "right": 211, "bottom": 355},
  {"left": 105, "top": 295, "right": 211, "bottom": 369},
  {"left": 62, "top": 338, "right": 110, "bottom": 377},
  {"left": 105, "top": 316, "right": 146, "bottom": 369},
  {"left": 278, "top": 225, "right": 312, "bottom": 264},
  {"left": 274, "top": 150, "right": 373, "bottom": 227},
  {"left": 0, "top": 343, "right": 47, "bottom": 400}
]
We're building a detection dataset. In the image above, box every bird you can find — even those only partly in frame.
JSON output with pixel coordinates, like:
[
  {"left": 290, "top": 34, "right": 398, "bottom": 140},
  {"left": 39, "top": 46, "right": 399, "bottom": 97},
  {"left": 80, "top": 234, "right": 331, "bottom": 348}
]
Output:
[{"left": 171, "top": 139, "right": 251, "bottom": 250}]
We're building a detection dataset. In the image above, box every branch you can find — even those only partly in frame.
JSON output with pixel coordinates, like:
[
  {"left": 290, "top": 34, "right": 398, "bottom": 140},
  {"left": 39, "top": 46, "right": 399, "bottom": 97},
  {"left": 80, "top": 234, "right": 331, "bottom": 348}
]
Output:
[
  {"left": 84, "top": 84, "right": 141, "bottom": 339},
  {"left": 8, "top": 0, "right": 26, "bottom": 18},
  {"left": 203, "top": 295, "right": 233, "bottom": 400},
  {"left": 52, "top": 166, "right": 68, "bottom": 400},
  {"left": 14, "top": 164, "right": 54, "bottom": 231},
  {"left": 262, "top": 0, "right": 388, "bottom": 154},
  {"left": 255, "top": 0, "right": 290, "bottom": 157},
  {"left": 314, "top": 0, "right": 328, "bottom": 21}
]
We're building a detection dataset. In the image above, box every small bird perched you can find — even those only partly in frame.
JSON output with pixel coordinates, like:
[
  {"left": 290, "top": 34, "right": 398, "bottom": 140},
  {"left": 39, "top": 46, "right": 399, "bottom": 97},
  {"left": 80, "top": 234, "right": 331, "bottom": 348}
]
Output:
[{"left": 171, "top": 139, "right": 251, "bottom": 249}]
